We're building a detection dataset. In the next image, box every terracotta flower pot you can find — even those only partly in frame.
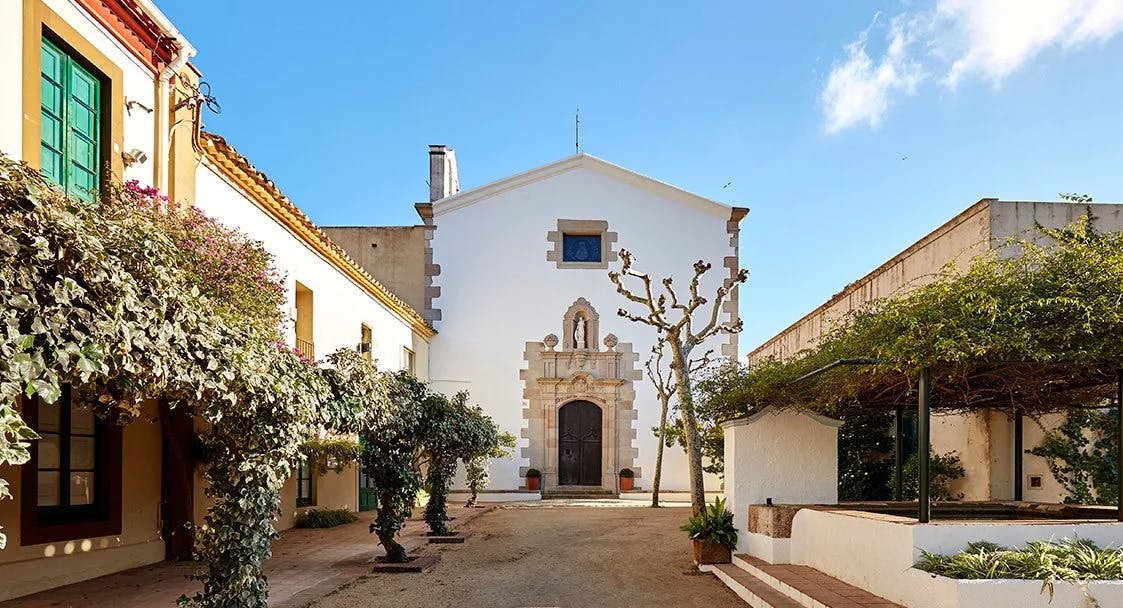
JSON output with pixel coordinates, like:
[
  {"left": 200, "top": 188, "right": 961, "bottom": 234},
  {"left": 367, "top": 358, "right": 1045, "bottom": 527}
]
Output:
[
  {"left": 620, "top": 476, "right": 634, "bottom": 491},
  {"left": 692, "top": 539, "right": 731, "bottom": 565},
  {"left": 526, "top": 476, "right": 540, "bottom": 491}
]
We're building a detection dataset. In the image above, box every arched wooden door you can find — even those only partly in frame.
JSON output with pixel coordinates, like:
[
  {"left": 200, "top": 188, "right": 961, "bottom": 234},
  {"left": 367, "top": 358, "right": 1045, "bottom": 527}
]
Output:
[{"left": 558, "top": 400, "right": 602, "bottom": 486}]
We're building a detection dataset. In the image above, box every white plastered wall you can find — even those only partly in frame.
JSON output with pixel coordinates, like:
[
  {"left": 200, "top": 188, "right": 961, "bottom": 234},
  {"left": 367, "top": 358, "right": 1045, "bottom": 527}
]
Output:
[
  {"left": 192, "top": 162, "right": 431, "bottom": 527},
  {"left": 723, "top": 408, "right": 840, "bottom": 555},
  {"left": 429, "top": 164, "right": 736, "bottom": 492},
  {"left": 194, "top": 163, "right": 428, "bottom": 381}
]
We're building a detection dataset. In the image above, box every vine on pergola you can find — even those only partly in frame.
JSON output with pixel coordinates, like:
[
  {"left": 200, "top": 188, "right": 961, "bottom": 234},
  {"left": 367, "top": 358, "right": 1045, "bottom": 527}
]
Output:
[{"left": 707, "top": 212, "right": 1123, "bottom": 421}]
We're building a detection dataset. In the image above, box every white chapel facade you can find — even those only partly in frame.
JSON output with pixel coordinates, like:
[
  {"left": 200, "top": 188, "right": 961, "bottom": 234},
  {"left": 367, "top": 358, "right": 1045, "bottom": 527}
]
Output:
[{"left": 328, "top": 146, "right": 747, "bottom": 494}]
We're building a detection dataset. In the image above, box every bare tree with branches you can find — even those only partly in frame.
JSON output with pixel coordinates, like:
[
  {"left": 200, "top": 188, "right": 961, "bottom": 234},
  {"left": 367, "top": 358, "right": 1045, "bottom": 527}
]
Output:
[
  {"left": 611, "top": 249, "right": 747, "bottom": 515},
  {"left": 646, "top": 338, "right": 712, "bottom": 508}
]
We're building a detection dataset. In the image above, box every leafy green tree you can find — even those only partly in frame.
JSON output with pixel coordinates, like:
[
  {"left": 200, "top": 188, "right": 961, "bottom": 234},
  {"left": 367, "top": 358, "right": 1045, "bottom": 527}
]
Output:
[
  {"left": 465, "top": 430, "right": 517, "bottom": 508},
  {"left": 421, "top": 394, "right": 499, "bottom": 535},
  {"left": 360, "top": 372, "right": 427, "bottom": 563},
  {"left": 890, "top": 451, "right": 966, "bottom": 501}
]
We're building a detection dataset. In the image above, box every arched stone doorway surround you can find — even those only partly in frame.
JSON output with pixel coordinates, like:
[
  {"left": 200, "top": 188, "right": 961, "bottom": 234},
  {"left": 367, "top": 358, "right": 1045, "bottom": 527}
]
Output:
[{"left": 520, "top": 298, "right": 643, "bottom": 493}]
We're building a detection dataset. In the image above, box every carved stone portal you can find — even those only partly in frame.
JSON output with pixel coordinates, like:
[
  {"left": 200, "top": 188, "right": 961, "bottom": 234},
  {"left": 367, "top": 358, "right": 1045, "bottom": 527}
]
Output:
[{"left": 520, "top": 298, "right": 642, "bottom": 493}]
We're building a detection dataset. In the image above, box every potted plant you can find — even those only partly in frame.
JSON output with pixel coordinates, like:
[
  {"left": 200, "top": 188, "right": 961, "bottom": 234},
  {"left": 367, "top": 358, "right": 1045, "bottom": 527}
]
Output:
[
  {"left": 680, "top": 497, "right": 737, "bottom": 565},
  {"left": 525, "top": 468, "right": 542, "bottom": 491},
  {"left": 619, "top": 468, "right": 635, "bottom": 491}
]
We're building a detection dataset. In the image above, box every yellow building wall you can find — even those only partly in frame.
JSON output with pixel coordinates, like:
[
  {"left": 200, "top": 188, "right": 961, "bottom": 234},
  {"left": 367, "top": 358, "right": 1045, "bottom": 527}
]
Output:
[{"left": 0, "top": 401, "right": 165, "bottom": 602}]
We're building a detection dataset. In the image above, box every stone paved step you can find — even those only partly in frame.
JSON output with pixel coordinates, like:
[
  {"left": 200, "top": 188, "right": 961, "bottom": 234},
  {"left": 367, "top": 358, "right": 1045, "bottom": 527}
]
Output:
[
  {"left": 713, "top": 563, "right": 802, "bottom": 607},
  {"left": 730, "top": 554, "right": 904, "bottom": 608}
]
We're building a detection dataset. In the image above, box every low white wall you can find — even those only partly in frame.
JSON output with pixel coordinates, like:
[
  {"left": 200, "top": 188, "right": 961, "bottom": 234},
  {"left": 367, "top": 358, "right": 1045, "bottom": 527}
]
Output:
[
  {"left": 448, "top": 491, "right": 541, "bottom": 503},
  {"left": 954, "top": 578, "right": 1123, "bottom": 608},
  {"left": 723, "top": 408, "right": 840, "bottom": 553},
  {"left": 789, "top": 509, "right": 1123, "bottom": 608},
  {"left": 745, "top": 531, "right": 791, "bottom": 564}
]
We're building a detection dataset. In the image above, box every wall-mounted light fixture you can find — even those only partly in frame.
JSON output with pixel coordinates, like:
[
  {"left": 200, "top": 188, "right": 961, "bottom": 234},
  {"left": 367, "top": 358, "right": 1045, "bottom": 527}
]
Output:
[
  {"left": 122, "top": 149, "right": 149, "bottom": 167},
  {"left": 125, "top": 99, "right": 153, "bottom": 114}
]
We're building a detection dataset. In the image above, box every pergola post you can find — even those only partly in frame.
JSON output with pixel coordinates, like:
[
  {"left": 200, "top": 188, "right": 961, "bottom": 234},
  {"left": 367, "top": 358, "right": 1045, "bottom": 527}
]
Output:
[
  {"left": 1013, "top": 409, "right": 1023, "bottom": 501},
  {"left": 894, "top": 405, "right": 904, "bottom": 501},
  {"left": 917, "top": 368, "right": 931, "bottom": 523}
]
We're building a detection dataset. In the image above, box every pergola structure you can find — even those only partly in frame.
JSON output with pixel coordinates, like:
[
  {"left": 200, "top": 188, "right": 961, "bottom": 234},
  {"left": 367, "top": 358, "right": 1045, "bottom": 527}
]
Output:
[
  {"left": 788, "top": 358, "right": 1123, "bottom": 523},
  {"left": 720, "top": 215, "right": 1123, "bottom": 523}
]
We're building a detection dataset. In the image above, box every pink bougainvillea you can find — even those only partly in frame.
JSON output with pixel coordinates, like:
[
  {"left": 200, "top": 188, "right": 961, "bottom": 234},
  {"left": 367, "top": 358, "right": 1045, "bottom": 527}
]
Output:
[{"left": 112, "top": 180, "right": 287, "bottom": 340}]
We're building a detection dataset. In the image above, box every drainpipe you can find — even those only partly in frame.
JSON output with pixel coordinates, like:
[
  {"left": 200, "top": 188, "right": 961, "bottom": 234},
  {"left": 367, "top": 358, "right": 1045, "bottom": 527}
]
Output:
[{"left": 134, "top": 0, "right": 196, "bottom": 193}]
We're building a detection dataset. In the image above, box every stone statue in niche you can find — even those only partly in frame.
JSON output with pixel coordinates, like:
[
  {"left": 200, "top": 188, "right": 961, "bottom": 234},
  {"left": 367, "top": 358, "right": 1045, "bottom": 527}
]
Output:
[{"left": 574, "top": 316, "right": 586, "bottom": 349}]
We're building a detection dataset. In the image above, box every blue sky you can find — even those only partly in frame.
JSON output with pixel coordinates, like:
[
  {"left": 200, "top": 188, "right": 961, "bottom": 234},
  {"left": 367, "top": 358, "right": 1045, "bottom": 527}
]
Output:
[{"left": 160, "top": 1, "right": 1123, "bottom": 354}]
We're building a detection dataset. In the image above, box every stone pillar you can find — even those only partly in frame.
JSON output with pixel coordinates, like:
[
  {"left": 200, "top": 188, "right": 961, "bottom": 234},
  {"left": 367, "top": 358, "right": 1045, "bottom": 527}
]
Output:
[{"left": 722, "top": 407, "right": 841, "bottom": 552}]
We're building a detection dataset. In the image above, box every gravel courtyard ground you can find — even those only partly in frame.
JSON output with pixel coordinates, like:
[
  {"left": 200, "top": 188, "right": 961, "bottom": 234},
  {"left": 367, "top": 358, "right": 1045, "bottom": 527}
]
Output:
[{"left": 313, "top": 504, "right": 744, "bottom": 608}]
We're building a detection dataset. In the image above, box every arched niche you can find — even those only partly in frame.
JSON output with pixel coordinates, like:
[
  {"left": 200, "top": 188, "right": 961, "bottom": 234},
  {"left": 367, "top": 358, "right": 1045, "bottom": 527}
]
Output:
[{"left": 562, "top": 298, "right": 599, "bottom": 351}]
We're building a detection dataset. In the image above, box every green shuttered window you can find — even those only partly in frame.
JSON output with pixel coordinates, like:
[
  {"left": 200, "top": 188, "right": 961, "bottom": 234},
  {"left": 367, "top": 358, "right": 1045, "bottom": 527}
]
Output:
[{"left": 40, "top": 38, "right": 101, "bottom": 202}]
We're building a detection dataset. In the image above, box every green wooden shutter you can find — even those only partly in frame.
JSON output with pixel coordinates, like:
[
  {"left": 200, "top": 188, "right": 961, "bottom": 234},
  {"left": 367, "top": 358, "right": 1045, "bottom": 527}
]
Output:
[
  {"left": 66, "top": 59, "right": 101, "bottom": 202},
  {"left": 40, "top": 40, "right": 66, "bottom": 187},
  {"left": 39, "top": 38, "right": 102, "bottom": 202}
]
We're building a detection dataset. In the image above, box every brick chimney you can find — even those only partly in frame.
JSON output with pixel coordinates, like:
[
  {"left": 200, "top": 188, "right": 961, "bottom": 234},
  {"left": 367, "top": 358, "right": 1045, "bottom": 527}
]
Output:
[{"left": 428, "top": 145, "right": 460, "bottom": 202}]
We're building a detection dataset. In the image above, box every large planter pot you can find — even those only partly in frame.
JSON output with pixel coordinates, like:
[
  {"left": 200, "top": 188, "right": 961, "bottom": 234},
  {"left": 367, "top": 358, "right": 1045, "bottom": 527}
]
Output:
[
  {"left": 620, "top": 477, "right": 634, "bottom": 491},
  {"left": 692, "top": 539, "right": 731, "bottom": 565},
  {"left": 526, "top": 476, "right": 540, "bottom": 491}
]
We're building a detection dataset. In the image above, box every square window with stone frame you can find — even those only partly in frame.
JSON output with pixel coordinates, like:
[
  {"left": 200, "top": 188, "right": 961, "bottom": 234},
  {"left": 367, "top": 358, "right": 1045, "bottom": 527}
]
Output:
[
  {"left": 548, "top": 220, "right": 617, "bottom": 269},
  {"left": 561, "top": 233, "right": 603, "bottom": 263}
]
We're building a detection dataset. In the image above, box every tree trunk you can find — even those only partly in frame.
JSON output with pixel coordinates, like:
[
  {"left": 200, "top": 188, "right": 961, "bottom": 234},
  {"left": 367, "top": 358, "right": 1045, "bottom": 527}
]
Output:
[
  {"left": 375, "top": 490, "right": 410, "bottom": 563},
  {"left": 378, "top": 530, "right": 409, "bottom": 563},
  {"left": 652, "top": 394, "right": 670, "bottom": 508},
  {"left": 669, "top": 339, "right": 706, "bottom": 516}
]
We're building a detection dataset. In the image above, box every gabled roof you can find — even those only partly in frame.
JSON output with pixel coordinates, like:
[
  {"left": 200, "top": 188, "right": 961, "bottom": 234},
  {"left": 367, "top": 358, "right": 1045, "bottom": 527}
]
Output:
[
  {"left": 430, "top": 153, "right": 738, "bottom": 218},
  {"left": 199, "top": 132, "right": 436, "bottom": 339}
]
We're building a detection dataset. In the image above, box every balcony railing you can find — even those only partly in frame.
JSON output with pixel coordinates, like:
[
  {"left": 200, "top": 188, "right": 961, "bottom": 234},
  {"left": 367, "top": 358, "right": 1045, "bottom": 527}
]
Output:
[{"left": 295, "top": 338, "right": 315, "bottom": 361}]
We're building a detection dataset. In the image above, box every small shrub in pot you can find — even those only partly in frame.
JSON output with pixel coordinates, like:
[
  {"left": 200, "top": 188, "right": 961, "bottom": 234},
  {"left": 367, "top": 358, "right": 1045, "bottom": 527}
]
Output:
[
  {"left": 525, "top": 468, "right": 542, "bottom": 491},
  {"left": 680, "top": 497, "right": 737, "bottom": 565},
  {"left": 619, "top": 468, "right": 635, "bottom": 491}
]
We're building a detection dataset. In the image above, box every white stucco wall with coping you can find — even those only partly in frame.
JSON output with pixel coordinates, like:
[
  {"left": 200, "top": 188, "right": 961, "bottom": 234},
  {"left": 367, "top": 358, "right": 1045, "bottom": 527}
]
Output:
[
  {"left": 0, "top": 0, "right": 159, "bottom": 187},
  {"left": 789, "top": 508, "right": 1123, "bottom": 608},
  {"left": 194, "top": 162, "right": 429, "bottom": 379},
  {"left": 723, "top": 408, "right": 840, "bottom": 553},
  {"left": 429, "top": 160, "right": 738, "bottom": 492}
]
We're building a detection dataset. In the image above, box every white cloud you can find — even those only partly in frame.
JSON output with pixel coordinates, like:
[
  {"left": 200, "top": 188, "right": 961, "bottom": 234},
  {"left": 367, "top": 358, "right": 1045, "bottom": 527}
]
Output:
[
  {"left": 821, "top": 18, "right": 924, "bottom": 134},
  {"left": 821, "top": 0, "right": 1123, "bottom": 134}
]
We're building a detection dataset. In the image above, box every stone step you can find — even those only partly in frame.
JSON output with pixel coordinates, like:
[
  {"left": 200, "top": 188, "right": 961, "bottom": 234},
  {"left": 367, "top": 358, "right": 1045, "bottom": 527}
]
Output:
[
  {"left": 540, "top": 493, "right": 620, "bottom": 499},
  {"left": 712, "top": 563, "right": 802, "bottom": 607},
  {"left": 712, "top": 554, "right": 903, "bottom": 608}
]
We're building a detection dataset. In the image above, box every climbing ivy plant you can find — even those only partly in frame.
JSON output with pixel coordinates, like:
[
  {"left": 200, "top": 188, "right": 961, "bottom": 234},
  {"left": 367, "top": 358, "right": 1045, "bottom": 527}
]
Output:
[
  {"left": 1030, "top": 409, "right": 1119, "bottom": 505},
  {"left": 0, "top": 157, "right": 396, "bottom": 606}
]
